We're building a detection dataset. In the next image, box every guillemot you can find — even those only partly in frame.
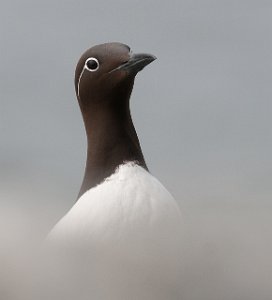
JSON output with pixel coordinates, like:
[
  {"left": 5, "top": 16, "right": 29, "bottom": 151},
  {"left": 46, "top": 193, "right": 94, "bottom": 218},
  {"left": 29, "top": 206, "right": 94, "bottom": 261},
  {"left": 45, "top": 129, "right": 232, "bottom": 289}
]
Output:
[{"left": 48, "top": 42, "right": 183, "bottom": 300}]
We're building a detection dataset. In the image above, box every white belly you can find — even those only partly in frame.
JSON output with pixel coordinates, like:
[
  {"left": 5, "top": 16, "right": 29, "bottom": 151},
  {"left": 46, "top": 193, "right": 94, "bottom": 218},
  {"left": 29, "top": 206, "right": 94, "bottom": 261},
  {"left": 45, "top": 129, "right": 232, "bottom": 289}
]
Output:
[{"left": 47, "top": 163, "right": 183, "bottom": 299}]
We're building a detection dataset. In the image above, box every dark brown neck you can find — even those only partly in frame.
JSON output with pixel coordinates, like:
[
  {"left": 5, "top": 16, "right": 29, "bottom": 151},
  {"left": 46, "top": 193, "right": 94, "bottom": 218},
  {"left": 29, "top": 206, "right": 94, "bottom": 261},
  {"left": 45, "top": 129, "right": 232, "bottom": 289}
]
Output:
[{"left": 77, "top": 83, "right": 147, "bottom": 199}]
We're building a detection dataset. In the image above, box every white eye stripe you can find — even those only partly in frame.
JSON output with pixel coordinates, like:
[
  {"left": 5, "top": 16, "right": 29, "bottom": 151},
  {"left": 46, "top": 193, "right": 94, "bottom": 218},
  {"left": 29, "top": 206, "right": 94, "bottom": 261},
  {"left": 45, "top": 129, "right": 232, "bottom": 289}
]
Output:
[
  {"left": 77, "top": 57, "right": 99, "bottom": 100},
  {"left": 77, "top": 67, "right": 85, "bottom": 100}
]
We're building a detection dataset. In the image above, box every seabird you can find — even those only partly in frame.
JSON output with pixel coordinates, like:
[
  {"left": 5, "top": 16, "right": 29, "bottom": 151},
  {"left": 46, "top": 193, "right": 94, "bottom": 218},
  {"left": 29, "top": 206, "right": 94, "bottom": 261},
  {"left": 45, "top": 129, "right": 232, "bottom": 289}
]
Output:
[{"left": 48, "top": 42, "right": 183, "bottom": 300}]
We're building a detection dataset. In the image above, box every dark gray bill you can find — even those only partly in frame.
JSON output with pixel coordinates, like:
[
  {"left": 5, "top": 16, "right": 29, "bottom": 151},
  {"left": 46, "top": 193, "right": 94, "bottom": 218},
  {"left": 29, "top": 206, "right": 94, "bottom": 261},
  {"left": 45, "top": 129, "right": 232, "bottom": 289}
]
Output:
[{"left": 110, "top": 53, "right": 157, "bottom": 74}]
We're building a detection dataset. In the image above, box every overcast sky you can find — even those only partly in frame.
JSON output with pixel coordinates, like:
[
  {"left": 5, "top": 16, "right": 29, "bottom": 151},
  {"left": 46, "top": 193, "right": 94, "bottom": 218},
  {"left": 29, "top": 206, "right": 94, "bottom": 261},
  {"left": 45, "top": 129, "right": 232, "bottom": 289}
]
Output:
[{"left": 0, "top": 1, "right": 272, "bottom": 299}]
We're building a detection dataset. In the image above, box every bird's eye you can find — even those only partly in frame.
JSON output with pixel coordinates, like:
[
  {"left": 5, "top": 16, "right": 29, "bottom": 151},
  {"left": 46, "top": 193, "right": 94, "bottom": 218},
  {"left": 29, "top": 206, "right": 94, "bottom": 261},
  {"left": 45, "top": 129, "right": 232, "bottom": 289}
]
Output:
[{"left": 85, "top": 57, "right": 99, "bottom": 72}]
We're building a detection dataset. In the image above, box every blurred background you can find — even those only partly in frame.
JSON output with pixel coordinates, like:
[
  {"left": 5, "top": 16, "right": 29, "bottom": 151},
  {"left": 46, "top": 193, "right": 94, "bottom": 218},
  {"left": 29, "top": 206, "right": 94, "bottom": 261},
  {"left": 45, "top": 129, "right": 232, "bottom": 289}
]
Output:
[{"left": 0, "top": 1, "right": 271, "bottom": 299}]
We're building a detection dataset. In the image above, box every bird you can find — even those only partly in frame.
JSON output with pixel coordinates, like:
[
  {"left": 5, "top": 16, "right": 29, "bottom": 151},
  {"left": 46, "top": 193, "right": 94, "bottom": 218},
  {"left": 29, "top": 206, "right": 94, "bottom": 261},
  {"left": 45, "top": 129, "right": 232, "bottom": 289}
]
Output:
[{"left": 47, "top": 42, "right": 183, "bottom": 300}]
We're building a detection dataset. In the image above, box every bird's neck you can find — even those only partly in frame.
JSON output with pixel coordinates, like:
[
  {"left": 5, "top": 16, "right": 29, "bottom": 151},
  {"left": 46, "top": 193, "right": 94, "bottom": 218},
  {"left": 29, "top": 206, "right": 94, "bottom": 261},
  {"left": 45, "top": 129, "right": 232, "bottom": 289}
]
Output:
[{"left": 77, "top": 94, "right": 147, "bottom": 199}]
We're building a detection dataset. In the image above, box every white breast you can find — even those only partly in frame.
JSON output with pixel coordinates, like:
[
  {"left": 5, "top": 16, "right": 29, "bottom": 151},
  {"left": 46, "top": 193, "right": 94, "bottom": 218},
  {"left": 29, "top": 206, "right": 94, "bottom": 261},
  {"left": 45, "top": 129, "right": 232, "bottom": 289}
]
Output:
[{"left": 47, "top": 163, "right": 183, "bottom": 299}]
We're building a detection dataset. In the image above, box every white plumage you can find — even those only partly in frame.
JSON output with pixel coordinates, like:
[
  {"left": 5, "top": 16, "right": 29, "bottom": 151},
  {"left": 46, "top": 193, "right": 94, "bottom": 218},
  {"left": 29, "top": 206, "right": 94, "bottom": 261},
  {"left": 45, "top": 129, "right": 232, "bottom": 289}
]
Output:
[{"left": 48, "top": 163, "right": 183, "bottom": 299}]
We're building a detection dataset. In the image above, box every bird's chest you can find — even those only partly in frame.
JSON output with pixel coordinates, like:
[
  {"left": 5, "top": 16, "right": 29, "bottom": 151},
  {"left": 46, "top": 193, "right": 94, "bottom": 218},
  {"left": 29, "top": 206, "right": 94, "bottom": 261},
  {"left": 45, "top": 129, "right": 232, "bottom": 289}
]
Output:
[
  {"left": 49, "top": 165, "right": 182, "bottom": 258},
  {"left": 57, "top": 186, "right": 158, "bottom": 243}
]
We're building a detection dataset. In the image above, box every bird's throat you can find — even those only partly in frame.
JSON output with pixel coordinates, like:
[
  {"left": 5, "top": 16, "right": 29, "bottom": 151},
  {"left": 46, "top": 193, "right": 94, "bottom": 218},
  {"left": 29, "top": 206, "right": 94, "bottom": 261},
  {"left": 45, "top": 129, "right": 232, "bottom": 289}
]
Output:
[{"left": 77, "top": 102, "right": 147, "bottom": 199}]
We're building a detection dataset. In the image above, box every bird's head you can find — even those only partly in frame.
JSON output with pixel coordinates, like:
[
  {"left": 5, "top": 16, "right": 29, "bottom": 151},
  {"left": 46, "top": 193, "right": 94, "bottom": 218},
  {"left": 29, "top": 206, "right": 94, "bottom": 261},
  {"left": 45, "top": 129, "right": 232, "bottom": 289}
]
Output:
[{"left": 74, "top": 42, "right": 156, "bottom": 111}]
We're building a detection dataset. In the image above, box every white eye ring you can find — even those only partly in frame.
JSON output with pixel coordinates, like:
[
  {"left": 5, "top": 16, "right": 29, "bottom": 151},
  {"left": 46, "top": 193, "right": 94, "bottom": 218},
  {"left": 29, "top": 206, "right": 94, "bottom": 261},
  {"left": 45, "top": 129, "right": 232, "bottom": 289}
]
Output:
[{"left": 85, "top": 57, "right": 99, "bottom": 72}]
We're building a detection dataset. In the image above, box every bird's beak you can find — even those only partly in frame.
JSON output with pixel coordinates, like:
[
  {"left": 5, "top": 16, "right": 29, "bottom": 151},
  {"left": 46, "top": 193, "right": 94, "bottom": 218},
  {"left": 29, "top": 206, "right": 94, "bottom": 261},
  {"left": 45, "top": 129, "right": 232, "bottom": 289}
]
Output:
[{"left": 110, "top": 53, "right": 157, "bottom": 74}]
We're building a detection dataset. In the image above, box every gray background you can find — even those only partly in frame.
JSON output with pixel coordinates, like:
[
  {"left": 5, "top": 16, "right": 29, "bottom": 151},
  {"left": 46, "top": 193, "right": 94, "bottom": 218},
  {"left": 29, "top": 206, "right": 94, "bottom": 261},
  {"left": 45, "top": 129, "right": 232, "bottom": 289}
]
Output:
[{"left": 0, "top": 1, "right": 271, "bottom": 299}]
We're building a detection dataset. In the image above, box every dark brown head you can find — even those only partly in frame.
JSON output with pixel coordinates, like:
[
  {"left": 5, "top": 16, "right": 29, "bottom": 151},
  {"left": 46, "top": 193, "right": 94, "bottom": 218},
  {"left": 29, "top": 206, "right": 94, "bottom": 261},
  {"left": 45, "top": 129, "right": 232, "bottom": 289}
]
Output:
[
  {"left": 74, "top": 42, "right": 156, "bottom": 113},
  {"left": 74, "top": 43, "right": 156, "bottom": 197}
]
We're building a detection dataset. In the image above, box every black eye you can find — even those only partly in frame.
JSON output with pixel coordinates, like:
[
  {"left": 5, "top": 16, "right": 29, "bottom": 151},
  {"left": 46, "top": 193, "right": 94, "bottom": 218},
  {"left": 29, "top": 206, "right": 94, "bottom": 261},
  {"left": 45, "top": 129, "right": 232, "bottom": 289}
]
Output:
[{"left": 85, "top": 57, "right": 99, "bottom": 72}]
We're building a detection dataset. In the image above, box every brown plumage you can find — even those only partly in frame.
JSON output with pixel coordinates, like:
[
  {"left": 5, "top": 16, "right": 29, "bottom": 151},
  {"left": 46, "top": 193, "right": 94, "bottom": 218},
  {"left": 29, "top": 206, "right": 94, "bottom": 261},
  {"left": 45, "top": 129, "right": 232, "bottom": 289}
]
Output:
[{"left": 74, "top": 42, "right": 156, "bottom": 198}]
